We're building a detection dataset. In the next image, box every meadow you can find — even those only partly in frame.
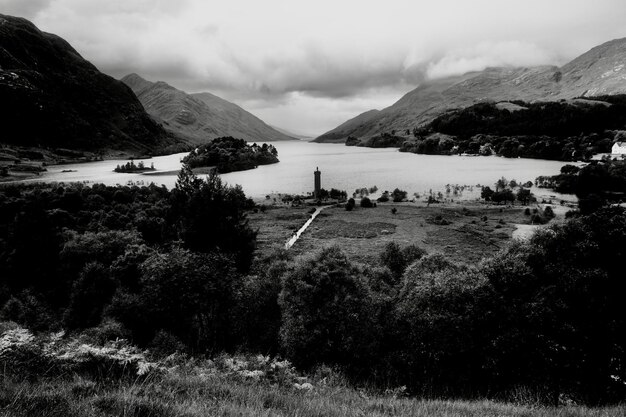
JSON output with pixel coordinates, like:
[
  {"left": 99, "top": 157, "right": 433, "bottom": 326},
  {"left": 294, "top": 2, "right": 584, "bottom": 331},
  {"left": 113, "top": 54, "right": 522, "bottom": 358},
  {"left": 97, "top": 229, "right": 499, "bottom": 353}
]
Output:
[{"left": 249, "top": 201, "right": 540, "bottom": 264}]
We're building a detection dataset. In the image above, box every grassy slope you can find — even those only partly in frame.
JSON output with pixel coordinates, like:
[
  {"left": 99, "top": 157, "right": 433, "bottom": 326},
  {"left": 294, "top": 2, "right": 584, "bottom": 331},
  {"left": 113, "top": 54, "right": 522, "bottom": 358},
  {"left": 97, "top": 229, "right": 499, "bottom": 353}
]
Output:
[{"left": 2, "top": 374, "right": 624, "bottom": 417}]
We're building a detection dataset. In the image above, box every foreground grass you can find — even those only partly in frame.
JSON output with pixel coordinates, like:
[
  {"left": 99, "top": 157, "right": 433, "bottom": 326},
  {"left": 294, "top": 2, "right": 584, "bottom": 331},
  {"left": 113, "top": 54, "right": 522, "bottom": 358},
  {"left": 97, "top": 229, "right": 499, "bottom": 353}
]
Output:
[{"left": 1, "top": 373, "right": 624, "bottom": 417}]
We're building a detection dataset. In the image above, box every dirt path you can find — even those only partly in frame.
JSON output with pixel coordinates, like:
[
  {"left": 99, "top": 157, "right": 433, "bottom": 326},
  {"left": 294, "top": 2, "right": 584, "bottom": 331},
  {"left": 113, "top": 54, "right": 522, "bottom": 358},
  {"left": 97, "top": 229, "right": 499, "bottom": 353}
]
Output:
[{"left": 285, "top": 206, "right": 330, "bottom": 249}]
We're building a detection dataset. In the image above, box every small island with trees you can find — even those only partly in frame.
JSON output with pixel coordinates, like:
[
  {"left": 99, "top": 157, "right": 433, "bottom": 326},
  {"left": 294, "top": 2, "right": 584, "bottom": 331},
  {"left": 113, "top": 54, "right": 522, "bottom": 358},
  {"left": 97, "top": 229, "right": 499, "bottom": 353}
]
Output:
[
  {"left": 113, "top": 160, "right": 155, "bottom": 173},
  {"left": 181, "top": 136, "right": 279, "bottom": 173}
]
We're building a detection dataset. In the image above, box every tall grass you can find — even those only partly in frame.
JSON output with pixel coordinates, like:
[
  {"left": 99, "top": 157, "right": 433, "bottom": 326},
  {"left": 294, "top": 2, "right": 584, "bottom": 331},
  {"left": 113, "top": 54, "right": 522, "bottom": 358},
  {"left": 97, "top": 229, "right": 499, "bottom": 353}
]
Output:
[
  {"left": 2, "top": 374, "right": 625, "bottom": 417},
  {"left": 1, "top": 325, "right": 624, "bottom": 416}
]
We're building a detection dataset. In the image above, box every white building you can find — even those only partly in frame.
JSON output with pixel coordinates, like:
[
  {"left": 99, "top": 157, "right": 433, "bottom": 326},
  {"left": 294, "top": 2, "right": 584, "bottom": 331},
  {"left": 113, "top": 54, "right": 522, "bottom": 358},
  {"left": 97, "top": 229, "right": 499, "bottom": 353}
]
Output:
[{"left": 612, "top": 142, "right": 626, "bottom": 155}]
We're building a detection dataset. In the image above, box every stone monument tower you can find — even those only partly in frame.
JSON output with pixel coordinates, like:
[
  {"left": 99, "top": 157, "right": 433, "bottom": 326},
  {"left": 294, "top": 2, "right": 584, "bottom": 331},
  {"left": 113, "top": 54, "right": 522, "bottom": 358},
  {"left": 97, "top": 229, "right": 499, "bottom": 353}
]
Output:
[{"left": 314, "top": 167, "right": 321, "bottom": 199}]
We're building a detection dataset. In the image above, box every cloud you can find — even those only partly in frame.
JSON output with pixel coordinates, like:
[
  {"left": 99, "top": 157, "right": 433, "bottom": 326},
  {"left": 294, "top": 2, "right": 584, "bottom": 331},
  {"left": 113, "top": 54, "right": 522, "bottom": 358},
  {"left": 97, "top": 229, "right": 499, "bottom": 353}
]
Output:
[
  {"left": 425, "top": 41, "right": 557, "bottom": 80},
  {"left": 12, "top": 0, "right": 626, "bottom": 134},
  {"left": 0, "top": 0, "right": 52, "bottom": 19}
]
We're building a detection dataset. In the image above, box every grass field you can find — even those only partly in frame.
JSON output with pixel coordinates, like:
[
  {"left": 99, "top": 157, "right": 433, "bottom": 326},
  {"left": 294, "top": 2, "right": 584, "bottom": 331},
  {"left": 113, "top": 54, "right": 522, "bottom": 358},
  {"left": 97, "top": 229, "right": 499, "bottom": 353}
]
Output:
[
  {"left": 2, "top": 372, "right": 624, "bottom": 417},
  {"left": 249, "top": 201, "right": 543, "bottom": 264}
]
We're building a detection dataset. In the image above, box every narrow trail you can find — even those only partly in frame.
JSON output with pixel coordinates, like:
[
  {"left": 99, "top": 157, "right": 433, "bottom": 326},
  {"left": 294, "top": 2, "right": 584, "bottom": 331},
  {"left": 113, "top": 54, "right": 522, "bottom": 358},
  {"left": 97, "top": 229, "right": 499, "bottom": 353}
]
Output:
[{"left": 285, "top": 205, "right": 330, "bottom": 249}]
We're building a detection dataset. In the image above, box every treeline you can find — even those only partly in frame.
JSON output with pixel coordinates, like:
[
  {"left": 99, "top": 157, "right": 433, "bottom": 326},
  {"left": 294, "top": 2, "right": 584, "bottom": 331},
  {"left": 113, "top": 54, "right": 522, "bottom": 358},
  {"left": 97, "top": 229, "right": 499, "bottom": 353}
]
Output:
[
  {"left": 1, "top": 172, "right": 626, "bottom": 405},
  {"left": 0, "top": 167, "right": 256, "bottom": 348},
  {"left": 430, "top": 97, "right": 626, "bottom": 138},
  {"left": 409, "top": 98, "right": 625, "bottom": 160},
  {"left": 182, "top": 137, "right": 279, "bottom": 173},
  {"left": 536, "top": 157, "right": 626, "bottom": 213},
  {"left": 348, "top": 97, "right": 626, "bottom": 161},
  {"left": 346, "top": 132, "right": 406, "bottom": 148}
]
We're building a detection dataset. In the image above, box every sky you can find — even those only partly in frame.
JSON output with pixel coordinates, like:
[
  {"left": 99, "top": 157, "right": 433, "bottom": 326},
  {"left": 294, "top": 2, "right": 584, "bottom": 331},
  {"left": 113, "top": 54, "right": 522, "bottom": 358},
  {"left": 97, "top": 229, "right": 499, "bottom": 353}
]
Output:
[{"left": 2, "top": 0, "right": 626, "bottom": 136}]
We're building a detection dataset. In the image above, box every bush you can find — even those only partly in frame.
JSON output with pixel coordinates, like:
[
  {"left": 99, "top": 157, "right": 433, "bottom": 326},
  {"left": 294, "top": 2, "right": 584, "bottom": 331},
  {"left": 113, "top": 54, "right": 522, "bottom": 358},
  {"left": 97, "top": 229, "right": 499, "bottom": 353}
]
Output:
[
  {"left": 360, "top": 197, "right": 373, "bottom": 208},
  {"left": 380, "top": 242, "right": 427, "bottom": 281},
  {"left": 173, "top": 168, "right": 257, "bottom": 271},
  {"left": 391, "top": 188, "right": 407, "bottom": 202},
  {"left": 279, "top": 247, "right": 378, "bottom": 372},
  {"left": 543, "top": 206, "right": 555, "bottom": 218},
  {"left": 109, "top": 247, "right": 241, "bottom": 351},
  {"left": 480, "top": 209, "right": 626, "bottom": 403}
]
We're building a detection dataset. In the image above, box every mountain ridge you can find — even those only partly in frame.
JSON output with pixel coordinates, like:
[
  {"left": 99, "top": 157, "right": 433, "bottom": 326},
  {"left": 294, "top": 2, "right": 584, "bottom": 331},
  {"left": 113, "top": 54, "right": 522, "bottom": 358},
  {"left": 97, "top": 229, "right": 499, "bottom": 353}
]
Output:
[
  {"left": 122, "top": 74, "right": 296, "bottom": 143},
  {"left": 0, "top": 14, "right": 185, "bottom": 159},
  {"left": 315, "top": 37, "right": 626, "bottom": 143}
]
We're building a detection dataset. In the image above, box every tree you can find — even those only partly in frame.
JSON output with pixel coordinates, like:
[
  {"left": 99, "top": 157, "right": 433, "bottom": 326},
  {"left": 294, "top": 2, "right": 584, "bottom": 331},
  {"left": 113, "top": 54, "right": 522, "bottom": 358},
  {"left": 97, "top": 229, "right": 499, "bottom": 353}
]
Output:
[
  {"left": 517, "top": 187, "right": 532, "bottom": 205},
  {"left": 481, "top": 208, "right": 626, "bottom": 404},
  {"left": 481, "top": 186, "right": 495, "bottom": 201},
  {"left": 380, "top": 242, "right": 427, "bottom": 280},
  {"left": 496, "top": 177, "right": 508, "bottom": 191},
  {"left": 174, "top": 168, "right": 256, "bottom": 271},
  {"left": 279, "top": 247, "right": 378, "bottom": 372},
  {"left": 110, "top": 247, "right": 241, "bottom": 351},
  {"left": 64, "top": 261, "right": 116, "bottom": 329},
  {"left": 392, "top": 188, "right": 407, "bottom": 202},
  {"left": 175, "top": 163, "right": 203, "bottom": 195}
]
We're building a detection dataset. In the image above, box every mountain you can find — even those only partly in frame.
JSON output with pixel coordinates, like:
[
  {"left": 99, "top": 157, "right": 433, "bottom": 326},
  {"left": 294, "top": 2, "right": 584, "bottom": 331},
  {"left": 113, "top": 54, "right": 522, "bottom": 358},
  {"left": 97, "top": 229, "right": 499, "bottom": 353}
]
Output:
[
  {"left": 315, "top": 38, "right": 626, "bottom": 143},
  {"left": 269, "top": 125, "right": 314, "bottom": 141},
  {"left": 122, "top": 74, "right": 296, "bottom": 143},
  {"left": 0, "top": 14, "right": 184, "bottom": 159},
  {"left": 315, "top": 109, "right": 381, "bottom": 143}
]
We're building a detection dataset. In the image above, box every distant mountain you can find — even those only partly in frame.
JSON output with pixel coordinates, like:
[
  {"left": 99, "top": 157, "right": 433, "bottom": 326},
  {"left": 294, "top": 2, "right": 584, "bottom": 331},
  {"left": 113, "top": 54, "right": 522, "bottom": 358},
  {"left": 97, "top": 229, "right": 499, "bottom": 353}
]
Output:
[
  {"left": 315, "top": 38, "right": 626, "bottom": 143},
  {"left": 0, "top": 14, "right": 183, "bottom": 158},
  {"left": 269, "top": 125, "right": 314, "bottom": 141},
  {"left": 122, "top": 74, "right": 296, "bottom": 143},
  {"left": 315, "top": 109, "right": 381, "bottom": 143}
]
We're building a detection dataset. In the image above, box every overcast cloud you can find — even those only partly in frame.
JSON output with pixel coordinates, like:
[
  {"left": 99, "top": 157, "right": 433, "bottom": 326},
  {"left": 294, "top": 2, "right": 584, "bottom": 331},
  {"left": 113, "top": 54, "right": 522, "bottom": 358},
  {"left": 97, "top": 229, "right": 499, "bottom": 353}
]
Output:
[{"left": 1, "top": 0, "right": 625, "bottom": 135}]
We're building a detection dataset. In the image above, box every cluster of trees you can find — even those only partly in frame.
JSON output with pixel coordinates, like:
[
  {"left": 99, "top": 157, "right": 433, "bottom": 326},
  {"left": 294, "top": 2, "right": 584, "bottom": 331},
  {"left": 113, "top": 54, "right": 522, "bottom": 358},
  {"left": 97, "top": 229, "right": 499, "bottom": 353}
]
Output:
[
  {"left": 536, "top": 158, "right": 626, "bottom": 214},
  {"left": 279, "top": 209, "right": 626, "bottom": 404},
  {"left": 2, "top": 170, "right": 626, "bottom": 405},
  {"left": 429, "top": 97, "right": 626, "bottom": 138},
  {"left": 315, "top": 188, "right": 348, "bottom": 201},
  {"left": 376, "top": 188, "right": 408, "bottom": 203},
  {"left": 399, "top": 133, "right": 456, "bottom": 155},
  {"left": 353, "top": 186, "right": 378, "bottom": 198},
  {"left": 181, "top": 137, "right": 278, "bottom": 173},
  {"left": 346, "top": 133, "right": 406, "bottom": 148},
  {"left": 481, "top": 177, "right": 535, "bottom": 205},
  {"left": 418, "top": 98, "right": 626, "bottom": 160},
  {"left": 358, "top": 97, "right": 626, "bottom": 161},
  {"left": 0, "top": 167, "right": 256, "bottom": 350},
  {"left": 114, "top": 160, "right": 154, "bottom": 173}
]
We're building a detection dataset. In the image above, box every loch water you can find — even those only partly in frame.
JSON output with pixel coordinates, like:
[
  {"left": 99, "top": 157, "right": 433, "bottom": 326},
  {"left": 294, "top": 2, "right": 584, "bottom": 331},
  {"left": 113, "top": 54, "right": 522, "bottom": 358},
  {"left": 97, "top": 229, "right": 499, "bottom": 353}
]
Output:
[{"left": 25, "top": 141, "right": 576, "bottom": 201}]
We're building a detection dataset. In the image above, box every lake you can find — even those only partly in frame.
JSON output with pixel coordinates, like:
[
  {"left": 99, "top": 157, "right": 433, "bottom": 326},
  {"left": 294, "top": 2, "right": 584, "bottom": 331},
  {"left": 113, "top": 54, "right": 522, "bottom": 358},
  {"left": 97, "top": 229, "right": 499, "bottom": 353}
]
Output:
[{"left": 24, "top": 141, "right": 576, "bottom": 202}]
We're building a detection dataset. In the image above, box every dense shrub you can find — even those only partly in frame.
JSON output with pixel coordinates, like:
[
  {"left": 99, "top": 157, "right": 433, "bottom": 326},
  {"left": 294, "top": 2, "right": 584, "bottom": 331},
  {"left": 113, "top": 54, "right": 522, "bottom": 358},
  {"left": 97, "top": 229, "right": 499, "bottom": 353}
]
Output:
[
  {"left": 379, "top": 242, "right": 427, "bottom": 280},
  {"left": 109, "top": 247, "right": 241, "bottom": 352},
  {"left": 279, "top": 247, "right": 379, "bottom": 374},
  {"left": 481, "top": 208, "right": 626, "bottom": 404},
  {"left": 537, "top": 158, "right": 626, "bottom": 214},
  {"left": 0, "top": 167, "right": 257, "bottom": 335},
  {"left": 172, "top": 167, "right": 256, "bottom": 271},
  {"left": 360, "top": 196, "right": 373, "bottom": 208}
]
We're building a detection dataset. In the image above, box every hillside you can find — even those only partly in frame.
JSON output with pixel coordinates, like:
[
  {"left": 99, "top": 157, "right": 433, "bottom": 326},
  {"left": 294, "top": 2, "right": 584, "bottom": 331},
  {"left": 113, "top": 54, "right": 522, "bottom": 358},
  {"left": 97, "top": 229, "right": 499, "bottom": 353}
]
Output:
[
  {"left": 0, "top": 14, "right": 184, "bottom": 160},
  {"left": 315, "top": 38, "right": 626, "bottom": 143},
  {"left": 316, "top": 109, "right": 381, "bottom": 143},
  {"left": 122, "top": 74, "right": 296, "bottom": 143}
]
